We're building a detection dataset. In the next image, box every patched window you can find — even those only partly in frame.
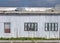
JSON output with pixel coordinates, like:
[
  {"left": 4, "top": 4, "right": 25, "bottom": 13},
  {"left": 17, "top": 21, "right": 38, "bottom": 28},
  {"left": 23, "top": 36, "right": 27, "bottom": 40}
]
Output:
[
  {"left": 4, "top": 22, "right": 11, "bottom": 33},
  {"left": 45, "top": 23, "right": 58, "bottom": 31},
  {"left": 24, "top": 23, "right": 38, "bottom": 31}
]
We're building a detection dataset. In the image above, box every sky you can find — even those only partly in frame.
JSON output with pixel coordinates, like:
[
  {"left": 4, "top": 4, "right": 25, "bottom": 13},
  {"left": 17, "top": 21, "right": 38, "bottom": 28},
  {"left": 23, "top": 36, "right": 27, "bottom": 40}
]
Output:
[{"left": 0, "top": 0, "right": 60, "bottom": 7}]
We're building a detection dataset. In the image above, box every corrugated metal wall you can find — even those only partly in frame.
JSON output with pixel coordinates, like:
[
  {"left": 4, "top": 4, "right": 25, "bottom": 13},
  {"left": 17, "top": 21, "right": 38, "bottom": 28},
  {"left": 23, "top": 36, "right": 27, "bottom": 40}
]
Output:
[{"left": 0, "top": 14, "right": 59, "bottom": 38}]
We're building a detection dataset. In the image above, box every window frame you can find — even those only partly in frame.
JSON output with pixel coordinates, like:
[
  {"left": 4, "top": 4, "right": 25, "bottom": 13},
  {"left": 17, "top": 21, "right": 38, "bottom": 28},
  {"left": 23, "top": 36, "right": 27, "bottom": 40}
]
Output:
[
  {"left": 4, "top": 22, "right": 11, "bottom": 33},
  {"left": 45, "top": 23, "right": 58, "bottom": 31},
  {"left": 24, "top": 22, "right": 38, "bottom": 31}
]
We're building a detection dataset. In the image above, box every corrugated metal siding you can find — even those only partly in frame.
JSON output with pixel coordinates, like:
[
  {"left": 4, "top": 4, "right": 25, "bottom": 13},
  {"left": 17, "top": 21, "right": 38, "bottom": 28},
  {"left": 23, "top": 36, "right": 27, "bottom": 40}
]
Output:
[{"left": 0, "top": 15, "right": 59, "bottom": 38}]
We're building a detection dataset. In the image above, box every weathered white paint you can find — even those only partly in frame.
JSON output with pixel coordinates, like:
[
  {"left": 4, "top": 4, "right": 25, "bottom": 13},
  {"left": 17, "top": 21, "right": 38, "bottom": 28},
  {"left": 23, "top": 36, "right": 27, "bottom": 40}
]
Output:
[
  {"left": 25, "top": 7, "right": 52, "bottom": 11},
  {"left": 0, "top": 15, "right": 59, "bottom": 38},
  {"left": 0, "top": 7, "right": 16, "bottom": 11}
]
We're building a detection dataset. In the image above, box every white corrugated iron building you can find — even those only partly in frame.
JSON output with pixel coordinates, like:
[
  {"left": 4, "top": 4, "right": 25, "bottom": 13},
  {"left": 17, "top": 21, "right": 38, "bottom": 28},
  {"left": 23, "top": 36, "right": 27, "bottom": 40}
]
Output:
[{"left": 0, "top": 7, "right": 59, "bottom": 38}]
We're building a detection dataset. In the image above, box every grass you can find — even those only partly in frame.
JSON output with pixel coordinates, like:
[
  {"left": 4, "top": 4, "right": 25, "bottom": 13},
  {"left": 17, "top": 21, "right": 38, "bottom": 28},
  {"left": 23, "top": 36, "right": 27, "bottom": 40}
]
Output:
[{"left": 0, "top": 37, "right": 59, "bottom": 40}]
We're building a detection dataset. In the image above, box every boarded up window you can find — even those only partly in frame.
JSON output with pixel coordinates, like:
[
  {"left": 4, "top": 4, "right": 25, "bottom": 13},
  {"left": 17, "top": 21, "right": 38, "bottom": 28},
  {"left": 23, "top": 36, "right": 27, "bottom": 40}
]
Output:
[{"left": 4, "top": 23, "right": 11, "bottom": 33}]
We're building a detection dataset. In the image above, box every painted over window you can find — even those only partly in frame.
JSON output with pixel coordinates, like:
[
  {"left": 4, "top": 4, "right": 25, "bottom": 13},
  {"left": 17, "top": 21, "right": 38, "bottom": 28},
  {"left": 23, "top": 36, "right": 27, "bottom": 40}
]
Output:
[
  {"left": 45, "top": 23, "right": 58, "bottom": 31},
  {"left": 24, "top": 22, "right": 38, "bottom": 31},
  {"left": 4, "top": 22, "right": 11, "bottom": 33}
]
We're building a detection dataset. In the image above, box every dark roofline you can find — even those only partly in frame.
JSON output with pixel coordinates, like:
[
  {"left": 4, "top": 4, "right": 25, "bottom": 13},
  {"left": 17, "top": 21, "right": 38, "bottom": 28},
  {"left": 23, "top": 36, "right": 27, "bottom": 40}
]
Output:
[{"left": 0, "top": 13, "right": 60, "bottom": 16}]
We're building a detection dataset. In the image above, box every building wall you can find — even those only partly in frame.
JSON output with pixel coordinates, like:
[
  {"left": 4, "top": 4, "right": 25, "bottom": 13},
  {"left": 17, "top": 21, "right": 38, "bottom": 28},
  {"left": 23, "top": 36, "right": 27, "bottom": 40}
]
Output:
[{"left": 0, "top": 14, "right": 59, "bottom": 38}]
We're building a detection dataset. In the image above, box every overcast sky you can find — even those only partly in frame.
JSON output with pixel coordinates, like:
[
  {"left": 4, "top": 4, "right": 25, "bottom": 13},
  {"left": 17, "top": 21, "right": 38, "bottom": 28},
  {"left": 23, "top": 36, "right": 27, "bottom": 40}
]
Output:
[{"left": 0, "top": 0, "right": 60, "bottom": 7}]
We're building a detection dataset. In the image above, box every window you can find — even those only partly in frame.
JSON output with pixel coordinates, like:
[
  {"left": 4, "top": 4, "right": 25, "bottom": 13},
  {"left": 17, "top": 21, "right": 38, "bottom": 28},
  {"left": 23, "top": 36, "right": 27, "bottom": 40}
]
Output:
[
  {"left": 24, "top": 23, "right": 38, "bottom": 31},
  {"left": 4, "top": 23, "right": 11, "bottom": 33},
  {"left": 45, "top": 23, "right": 58, "bottom": 31}
]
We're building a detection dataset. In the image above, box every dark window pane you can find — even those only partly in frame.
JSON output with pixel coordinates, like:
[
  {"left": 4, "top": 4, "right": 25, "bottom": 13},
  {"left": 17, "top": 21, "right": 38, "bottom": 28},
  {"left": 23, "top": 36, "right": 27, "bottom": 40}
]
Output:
[
  {"left": 47, "top": 23, "right": 49, "bottom": 31},
  {"left": 51, "top": 23, "right": 52, "bottom": 31}
]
